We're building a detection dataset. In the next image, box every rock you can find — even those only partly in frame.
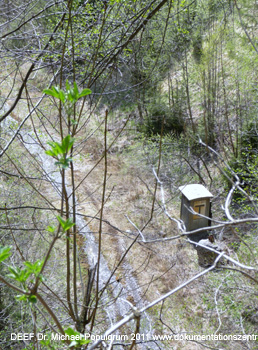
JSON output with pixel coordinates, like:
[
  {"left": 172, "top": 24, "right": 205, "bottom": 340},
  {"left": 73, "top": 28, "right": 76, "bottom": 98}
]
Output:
[
  {"left": 195, "top": 239, "right": 225, "bottom": 267},
  {"left": 159, "top": 231, "right": 167, "bottom": 237}
]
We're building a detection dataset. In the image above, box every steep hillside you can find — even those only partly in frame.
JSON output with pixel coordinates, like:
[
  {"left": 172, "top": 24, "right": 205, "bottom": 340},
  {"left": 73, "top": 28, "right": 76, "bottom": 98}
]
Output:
[{"left": 1, "top": 1, "right": 258, "bottom": 350}]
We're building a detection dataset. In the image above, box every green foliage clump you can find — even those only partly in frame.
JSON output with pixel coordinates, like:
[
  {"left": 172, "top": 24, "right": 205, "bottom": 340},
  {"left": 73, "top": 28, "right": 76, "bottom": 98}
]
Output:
[
  {"left": 46, "top": 135, "right": 75, "bottom": 169},
  {"left": 225, "top": 123, "right": 258, "bottom": 208},
  {"left": 140, "top": 100, "right": 185, "bottom": 136}
]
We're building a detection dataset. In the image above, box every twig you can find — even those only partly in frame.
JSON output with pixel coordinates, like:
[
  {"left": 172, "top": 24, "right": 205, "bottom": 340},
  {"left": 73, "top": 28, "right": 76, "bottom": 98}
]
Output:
[
  {"left": 152, "top": 167, "right": 185, "bottom": 231},
  {"left": 125, "top": 215, "right": 146, "bottom": 242}
]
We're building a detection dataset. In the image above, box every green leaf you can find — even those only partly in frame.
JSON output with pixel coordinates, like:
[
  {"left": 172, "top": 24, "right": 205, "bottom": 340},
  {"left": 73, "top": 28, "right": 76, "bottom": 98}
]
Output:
[
  {"left": 47, "top": 225, "right": 56, "bottom": 233},
  {"left": 61, "top": 135, "right": 74, "bottom": 153},
  {"left": 28, "top": 295, "right": 37, "bottom": 304},
  {"left": 38, "top": 273, "right": 45, "bottom": 282},
  {"left": 51, "top": 141, "right": 64, "bottom": 155},
  {"left": 59, "top": 89, "right": 65, "bottom": 103},
  {"left": 16, "top": 294, "right": 28, "bottom": 302},
  {"left": 24, "top": 260, "right": 43, "bottom": 275},
  {"left": 8, "top": 266, "right": 20, "bottom": 279},
  {"left": 44, "top": 82, "right": 91, "bottom": 106},
  {"left": 67, "top": 91, "right": 75, "bottom": 102},
  {"left": 16, "top": 294, "right": 37, "bottom": 304},
  {"left": 43, "top": 89, "right": 59, "bottom": 98},
  {"left": 57, "top": 216, "right": 75, "bottom": 231},
  {"left": 45, "top": 149, "right": 57, "bottom": 158},
  {"left": 55, "top": 157, "right": 73, "bottom": 169},
  {"left": 43, "top": 86, "right": 65, "bottom": 102},
  {"left": 46, "top": 136, "right": 74, "bottom": 161},
  {"left": 64, "top": 328, "right": 90, "bottom": 347},
  {"left": 0, "top": 246, "right": 11, "bottom": 263},
  {"left": 71, "top": 119, "right": 78, "bottom": 125},
  {"left": 40, "top": 334, "right": 51, "bottom": 346},
  {"left": 78, "top": 88, "right": 92, "bottom": 98},
  {"left": 73, "top": 81, "right": 79, "bottom": 97},
  {"left": 7, "top": 266, "right": 29, "bottom": 283},
  {"left": 65, "top": 327, "right": 77, "bottom": 337},
  {"left": 66, "top": 80, "right": 71, "bottom": 92}
]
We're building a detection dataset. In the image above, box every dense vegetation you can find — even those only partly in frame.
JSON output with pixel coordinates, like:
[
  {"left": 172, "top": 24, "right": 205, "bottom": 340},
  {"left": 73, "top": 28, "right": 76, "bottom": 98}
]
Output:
[{"left": 0, "top": 0, "right": 258, "bottom": 349}]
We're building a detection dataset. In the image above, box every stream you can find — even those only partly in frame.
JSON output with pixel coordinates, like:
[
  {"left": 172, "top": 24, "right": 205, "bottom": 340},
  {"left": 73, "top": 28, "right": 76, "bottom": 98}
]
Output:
[{"left": 1, "top": 106, "right": 162, "bottom": 349}]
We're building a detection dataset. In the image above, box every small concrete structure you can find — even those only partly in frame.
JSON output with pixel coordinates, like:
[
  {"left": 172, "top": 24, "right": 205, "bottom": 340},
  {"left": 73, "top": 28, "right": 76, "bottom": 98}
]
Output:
[{"left": 179, "top": 184, "right": 213, "bottom": 242}]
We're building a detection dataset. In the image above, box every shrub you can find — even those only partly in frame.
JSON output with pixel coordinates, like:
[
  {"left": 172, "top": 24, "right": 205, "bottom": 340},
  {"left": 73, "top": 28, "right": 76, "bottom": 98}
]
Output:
[{"left": 140, "top": 101, "right": 185, "bottom": 136}]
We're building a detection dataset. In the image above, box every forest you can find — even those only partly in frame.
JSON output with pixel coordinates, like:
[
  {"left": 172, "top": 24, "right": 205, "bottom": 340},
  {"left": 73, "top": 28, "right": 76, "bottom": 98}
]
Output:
[{"left": 0, "top": 0, "right": 258, "bottom": 349}]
